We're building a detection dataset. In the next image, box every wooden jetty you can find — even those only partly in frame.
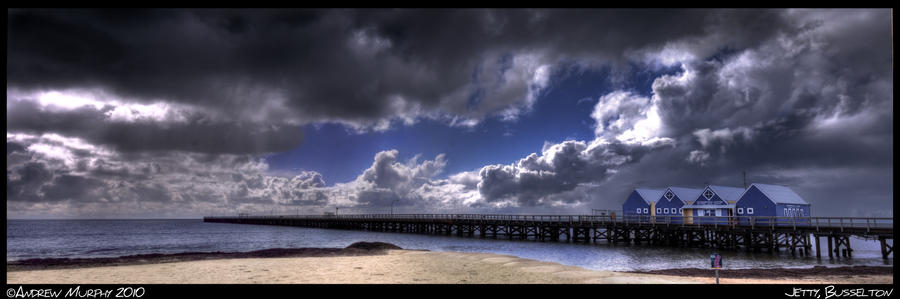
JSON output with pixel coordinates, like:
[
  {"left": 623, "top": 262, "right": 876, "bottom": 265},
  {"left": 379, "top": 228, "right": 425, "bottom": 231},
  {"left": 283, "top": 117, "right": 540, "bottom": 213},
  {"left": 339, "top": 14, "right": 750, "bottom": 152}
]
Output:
[{"left": 203, "top": 214, "right": 893, "bottom": 259}]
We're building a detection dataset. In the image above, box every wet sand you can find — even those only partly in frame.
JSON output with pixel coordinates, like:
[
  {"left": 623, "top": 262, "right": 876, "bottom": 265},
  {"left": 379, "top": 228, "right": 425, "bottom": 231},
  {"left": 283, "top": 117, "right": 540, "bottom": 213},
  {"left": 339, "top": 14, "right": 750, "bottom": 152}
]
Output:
[
  {"left": 7, "top": 250, "right": 707, "bottom": 284},
  {"left": 6, "top": 242, "right": 402, "bottom": 272},
  {"left": 7, "top": 247, "right": 892, "bottom": 284},
  {"left": 629, "top": 266, "right": 893, "bottom": 284},
  {"left": 629, "top": 265, "right": 893, "bottom": 279}
]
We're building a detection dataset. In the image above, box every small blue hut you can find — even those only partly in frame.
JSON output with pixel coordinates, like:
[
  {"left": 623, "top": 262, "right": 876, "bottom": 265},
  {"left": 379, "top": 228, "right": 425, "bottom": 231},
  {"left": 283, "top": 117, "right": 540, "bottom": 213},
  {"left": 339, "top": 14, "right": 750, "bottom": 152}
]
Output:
[
  {"left": 622, "top": 188, "right": 664, "bottom": 221},
  {"left": 654, "top": 187, "right": 702, "bottom": 223},
  {"left": 735, "top": 183, "right": 811, "bottom": 225},
  {"left": 683, "top": 185, "right": 744, "bottom": 225}
]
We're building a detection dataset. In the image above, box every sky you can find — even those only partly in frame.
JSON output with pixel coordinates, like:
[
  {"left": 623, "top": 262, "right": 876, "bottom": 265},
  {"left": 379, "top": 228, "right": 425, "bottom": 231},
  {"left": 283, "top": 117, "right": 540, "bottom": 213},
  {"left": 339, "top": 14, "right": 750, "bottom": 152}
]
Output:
[{"left": 6, "top": 9, "right": 893, "bottom": 219}]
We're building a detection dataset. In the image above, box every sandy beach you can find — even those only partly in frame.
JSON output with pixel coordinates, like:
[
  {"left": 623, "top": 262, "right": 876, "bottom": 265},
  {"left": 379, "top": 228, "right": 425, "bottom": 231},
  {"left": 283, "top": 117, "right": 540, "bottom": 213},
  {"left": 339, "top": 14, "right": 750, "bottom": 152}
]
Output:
[{"left": 6, "top": 248, "right": 892, "bottom": 284}]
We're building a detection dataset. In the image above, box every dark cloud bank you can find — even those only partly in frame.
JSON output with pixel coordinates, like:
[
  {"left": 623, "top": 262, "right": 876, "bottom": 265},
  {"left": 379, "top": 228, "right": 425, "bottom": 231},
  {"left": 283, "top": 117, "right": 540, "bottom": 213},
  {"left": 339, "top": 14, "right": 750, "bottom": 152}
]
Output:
[{"left": 6, "top": 9, "right": 892, "bottom": 218}]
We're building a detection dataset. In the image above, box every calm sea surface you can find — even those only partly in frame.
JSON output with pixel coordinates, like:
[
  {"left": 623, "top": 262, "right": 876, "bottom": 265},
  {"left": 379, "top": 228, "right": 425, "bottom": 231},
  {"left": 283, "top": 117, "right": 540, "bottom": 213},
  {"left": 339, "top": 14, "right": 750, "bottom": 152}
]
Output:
[{"left": 7, "top": 219, "right": 892, "bottom": 271}]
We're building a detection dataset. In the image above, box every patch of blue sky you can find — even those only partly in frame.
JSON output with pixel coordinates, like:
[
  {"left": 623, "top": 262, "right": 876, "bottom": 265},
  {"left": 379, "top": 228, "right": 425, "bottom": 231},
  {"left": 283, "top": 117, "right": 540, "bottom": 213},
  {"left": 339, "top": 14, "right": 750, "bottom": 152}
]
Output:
[{"left": 265, "top": 63, "right": 681, "bottom": 185}]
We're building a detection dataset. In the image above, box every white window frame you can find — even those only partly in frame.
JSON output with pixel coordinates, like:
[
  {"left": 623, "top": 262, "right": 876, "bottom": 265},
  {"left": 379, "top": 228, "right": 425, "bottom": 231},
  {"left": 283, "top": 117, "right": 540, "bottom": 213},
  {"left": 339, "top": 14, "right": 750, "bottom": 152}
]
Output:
[
  {"left": 636, "top": 208, "right": 641, "bottom": 214},
  {"left": 664, "top": 208, "right": 669, "bottom": 214},
  {"left": 665, "top": 191, "right": 674, "bottom": 200},
  {"left": 678, "top": 208, "right": 683, "bottom": 214},
  {"left": 737, "top": 207, "right": 744, "bottom": 214},
  {"left": 703, "top": 189, "right": 714, "bottom": 200},
  {"left": 657, "top": 208, "right": 661, "bottom": 214},
  {"left": 643, "top": 208, "right": 649, "bottom": 214},
  {"left": 747, "top": 208, "right": 754, "bottom": 214}
]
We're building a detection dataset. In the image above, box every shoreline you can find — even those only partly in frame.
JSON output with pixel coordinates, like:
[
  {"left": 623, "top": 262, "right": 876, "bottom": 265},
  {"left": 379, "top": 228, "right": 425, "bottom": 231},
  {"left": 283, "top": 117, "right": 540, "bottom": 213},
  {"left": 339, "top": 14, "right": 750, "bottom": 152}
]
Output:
[
  {"left": 627, "top": 265, "right": 893, "bottom": 279},
  {"left": 7, "top": 242, "right": 405, "bottom": 272},
  {"left": 6, "top": 244, "right": 893, "bottom": 284}
]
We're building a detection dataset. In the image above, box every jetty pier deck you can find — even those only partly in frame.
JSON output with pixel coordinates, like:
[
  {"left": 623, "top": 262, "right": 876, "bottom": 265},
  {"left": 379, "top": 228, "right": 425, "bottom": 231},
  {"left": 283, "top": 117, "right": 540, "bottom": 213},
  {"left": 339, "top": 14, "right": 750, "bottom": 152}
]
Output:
[{"left": 203, "top": 214, "right": 893, "bottom": 259}]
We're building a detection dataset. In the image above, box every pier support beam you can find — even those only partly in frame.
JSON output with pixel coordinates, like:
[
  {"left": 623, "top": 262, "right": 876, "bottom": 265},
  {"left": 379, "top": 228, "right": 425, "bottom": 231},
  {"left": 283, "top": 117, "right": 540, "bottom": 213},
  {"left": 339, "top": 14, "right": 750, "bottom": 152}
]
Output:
[
  {"left": 879, "top": 236, "right": 892, "bottom": 259},
  {"left": 827, "top": 236, "right": 834, "bottom": 259},
  {"left": 815, "top": 235, "right": 821, "bottom": 258},
  {"left": 831, "top": 235, "right": 852, "bottom": 258}
]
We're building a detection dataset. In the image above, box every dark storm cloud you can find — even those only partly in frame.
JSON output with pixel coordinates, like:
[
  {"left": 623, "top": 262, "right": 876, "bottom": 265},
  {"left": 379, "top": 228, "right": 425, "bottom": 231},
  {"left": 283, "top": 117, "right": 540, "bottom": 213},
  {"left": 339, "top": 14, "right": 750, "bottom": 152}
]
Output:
[
  {"left": 7, "top": 142, "right": 27, "bottom": 154},
  {"left": 477, "top": 138, "right": 673, "bottom": 206},
  {"left": 6, "top": 99, "right": 304, "bottom": 154},
  {"left": 7, "top": 9, "right": 788, "bottom": 128},
  {"left": 5, "top": 131, "right": 332, "bottom": 214},
  {"left": 7, "top": 162, "right": 54, "bottom": 202},
  {"left": 41, "top": 174, "right": 111, "bottom": 203},
  {"left": 580, "top": 9, "right": 893, "bottom": 216},
  {"left": 652, "top": 9, "right": 893, "bottom": 171}
]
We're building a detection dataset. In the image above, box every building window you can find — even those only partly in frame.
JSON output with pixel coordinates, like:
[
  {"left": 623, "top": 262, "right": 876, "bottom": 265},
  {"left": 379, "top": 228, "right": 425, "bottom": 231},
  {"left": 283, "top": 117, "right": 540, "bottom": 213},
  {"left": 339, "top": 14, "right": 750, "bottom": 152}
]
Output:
[
  {"left": 636, "top": 208, "right": 641, "bottom": 214},
  {"left": 703, "top": 189, "right": 714, "bottom": 200},
  {"left": 643, "top": 208, "right": 648, "bottom": 214},
  {"left": 665, "top": 191, "right": 674, "bottom": 200},
  {"left": 657, "top": 208, "right": 661, "bottom": 214},
  {"left": 747, "top": 208, "right": 754, "bottom": 214},
  {"left": 664, "top": 208, "right": 669, "bottom": 214},
  {"left": 737, "top": 208, "right": 744, "bottom": 214},
  {"left": 678, "top": 208, "right": 683, "bottom": 214}
]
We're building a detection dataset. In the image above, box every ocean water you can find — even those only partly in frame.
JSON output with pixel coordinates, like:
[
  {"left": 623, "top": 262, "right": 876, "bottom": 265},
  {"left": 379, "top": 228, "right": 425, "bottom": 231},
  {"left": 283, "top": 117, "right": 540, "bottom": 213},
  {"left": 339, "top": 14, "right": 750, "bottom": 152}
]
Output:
[{"left": 6, "top": 219, "right": 892, "bottom": 271}]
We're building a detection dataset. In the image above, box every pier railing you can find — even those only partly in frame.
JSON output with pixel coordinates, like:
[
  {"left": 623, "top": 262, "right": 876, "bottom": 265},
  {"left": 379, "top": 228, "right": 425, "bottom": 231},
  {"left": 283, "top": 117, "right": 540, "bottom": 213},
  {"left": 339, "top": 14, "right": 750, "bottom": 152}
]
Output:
[{"left": 203, "top": 214, "right": 892, "bottom": 231}]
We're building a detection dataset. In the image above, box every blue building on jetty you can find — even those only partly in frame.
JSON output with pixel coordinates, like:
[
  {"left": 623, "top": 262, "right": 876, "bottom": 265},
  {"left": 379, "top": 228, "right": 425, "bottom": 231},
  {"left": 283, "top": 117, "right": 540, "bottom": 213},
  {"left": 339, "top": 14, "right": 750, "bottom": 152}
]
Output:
[
  {"left": 735, "top": 183, "right": 811, "bottom": 225},
  {"left": 621, "top": 183, "right": 811, "bottom": 225},
  {"left": 653, "top": 187, "right": 702, "bottom": 223},
  {"left": 683, "top": 185, "right": 744, "bottom": 224},
  {"left": 622, "top": 188, "right": 664, "bottom": 220}
]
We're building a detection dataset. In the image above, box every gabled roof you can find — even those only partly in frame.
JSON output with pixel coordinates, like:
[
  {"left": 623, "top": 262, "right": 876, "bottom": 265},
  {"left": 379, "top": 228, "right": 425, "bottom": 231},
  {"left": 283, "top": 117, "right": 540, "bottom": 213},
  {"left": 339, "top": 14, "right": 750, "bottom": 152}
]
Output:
[
  {"left": 664, "top": 187, "right": 703, "bottom": 204},
  {"left": 686, "top": 204, "right": 736, "bottom": 209},
  {"left": 706, "top": 185, "right": 746, "bottom": 202},
  {"left": 634, "top": 188, "right": 664, "bottom": 205},
  {"left": 745, "top": 183, "right": 809, "bottom": 205}
]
